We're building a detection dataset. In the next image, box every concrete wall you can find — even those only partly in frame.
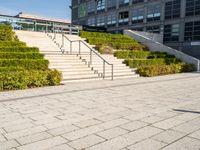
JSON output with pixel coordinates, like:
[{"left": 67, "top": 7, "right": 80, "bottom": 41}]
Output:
[
  {"left": 124, "top": 30, "right": 200, "bottom": 71},
  {"left": 130, "top": 30, "right": 163, "bottom": 44}
]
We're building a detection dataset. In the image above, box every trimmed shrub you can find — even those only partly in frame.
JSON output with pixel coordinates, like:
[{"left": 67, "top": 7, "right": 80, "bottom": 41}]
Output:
[
  {"left": 124, "top": 59, "right": 167, "bottom": 68},
  {"left": 0, "top": 47, "right": 39, "bottom": 53},
  {"left": 0, "top": 25, "right": 14, "bottom": 41},
  {"left": 0, "top": 67, "right": 25, "bottom": 72},
  {"left": 0, "top": 70, "right": 62, "bottom": 90},
  {"left": 114, "top": 51, "right": 150, "bottom": 59},
  {"left": 125, "top": 58, "right": 181, "bottom": 68},
  {"left": 80, "top": 31, "right": 146, "bottom": 52},
  {"left": 114, "top": 51, "right": 131, "bottom": 59},
  {"left": 0, "top": 41, "right": 26, "bottom": 47},
  {"left": 114, "top": 51, "right": 176, "bottom": 59},
  {"left": 99, "top": 45, "right": 114, "bottom": 54},
  {"left": 0, "top": 59, "right": 49, "bottom": 70},
  {"left": 137, "top": 64, "right": 195, "bottom": 77},
  {"left": 181, "top": 64, "right": 195, "bottom": 72},
  {"left": 0, "top": 52, "right": 44, "bottom": 59},
  {"left": 148, "top": 52, "right": 175, "bottom": 59},
  {"left": 47, "top": 69, "right": 63, "bottom": 86}
]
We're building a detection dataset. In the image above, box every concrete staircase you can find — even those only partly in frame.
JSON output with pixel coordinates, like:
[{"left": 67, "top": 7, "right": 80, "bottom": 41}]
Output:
[
  {"left": 50, "top": 33, "right": 139, "bottom": 79},
  {"left": 15, "top": 31, "right": 100, "bottom": 82},
  {"left": 15, "top": 30, "right": 139, "bottom": 83}
]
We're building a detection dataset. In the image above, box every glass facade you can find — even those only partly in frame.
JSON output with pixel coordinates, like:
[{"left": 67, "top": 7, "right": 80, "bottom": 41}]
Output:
[{"left": 0, "top": 14, "right": 74, "bottom": 33}]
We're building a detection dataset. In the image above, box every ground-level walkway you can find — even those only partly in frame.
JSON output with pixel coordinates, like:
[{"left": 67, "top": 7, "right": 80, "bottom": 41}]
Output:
[{"left": 0, "top": 73, "right": 200, "bottom": 150}]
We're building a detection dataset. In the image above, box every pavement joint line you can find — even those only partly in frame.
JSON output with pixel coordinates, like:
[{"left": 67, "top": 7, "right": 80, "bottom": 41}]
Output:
[{"left": 0, "top": 74, "right": 200, "bottom": 103}]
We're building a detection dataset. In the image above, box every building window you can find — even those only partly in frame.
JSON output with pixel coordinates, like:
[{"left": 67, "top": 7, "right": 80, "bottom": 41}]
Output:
[
  {"left": 78, "top": 4, "right": 87, "bottom": 18},
  {"left": 132, "top": 0, "right": 144, "bottom": 4},
  {"left": 107, "top": 12, "right": 117, "bottom": 27},
  {"left": 97, "top": 0, "right": 105, "bottom": 12},
  {"left": 146, "top": 26, "right": 160, "bottom": 33},
  {"left": 132, "top": 8, "right": 144, "bottom": 24},
  {"left": 165, "top": 0, "right": 181, "bottom": 19},
  {"left": 147, "top": 4, "right": 161, "bottom": 22},
  {"left": 97, "top": 15, "right": 105, "bottom": 26},
  {"left": 119, "top": 0, "right": 129, "bottom": 8},
  {"left": 164, "top": 24, "right": 180, "bottom": 42},
  {"left": 119, "top": 11, "right": 129, "bottom": 26},
  {"left": 87, "top": 1, "right": 96, "bottom": 15},
  {"left": 185, "top": 21, "right": 200, "bottom": 41},
  {"left": 186, "top": 0, "right": 200, "bottom": 17},
  {"left": 87, "top": 17, "right": 95, "bottom": 26},
  {"left": 107, "top": 0, "right": 116, "bottom": 10}
]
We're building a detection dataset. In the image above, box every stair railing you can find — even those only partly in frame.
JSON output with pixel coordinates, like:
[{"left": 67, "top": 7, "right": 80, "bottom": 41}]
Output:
[
  {"left": 61, "top": 33, "right": 114, "bottom": 80},
  {"left": 46, "top": 31, "right": 114, "bottom": 80}
]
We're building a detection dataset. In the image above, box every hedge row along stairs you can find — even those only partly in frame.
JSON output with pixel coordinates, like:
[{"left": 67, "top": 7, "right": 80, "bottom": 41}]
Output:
[
  {"left": 15, "top": 30, "right": 139, "bottom": 82},
  {"left": 15, "top": 30, "right": 194, "bottom": 84},
  {"left": 0, "top": 26, "right": 61, "bottom": 91}
]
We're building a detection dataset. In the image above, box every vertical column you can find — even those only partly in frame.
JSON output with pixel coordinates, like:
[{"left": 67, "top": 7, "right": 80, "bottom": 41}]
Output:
[
  {"left": 160, "top": 1, "right": 165, "bottom": 37},
  {"left": 179, "top": 0, "right": 186, "bottom": 51}
]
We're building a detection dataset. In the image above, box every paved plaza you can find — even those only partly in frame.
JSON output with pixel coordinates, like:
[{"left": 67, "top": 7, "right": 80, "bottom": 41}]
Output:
[{"left": 0, "top": 73, "right": 200, "bottom": 150}]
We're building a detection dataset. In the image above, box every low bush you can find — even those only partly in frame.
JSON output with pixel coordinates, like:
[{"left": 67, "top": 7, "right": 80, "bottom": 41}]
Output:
[
  {"left": 137, "top": 64, "right": 195, "bottom": 77},
  {"left": 0, "top": 67, "right": 25, "bottom": 72},
  {"left": 124, "top": 59, "right": 167, "bottom": 68},
  {"left": 0, "top": 47, "right": 39, "bottom": 53},
  {"left": 114, "top": 51, "right": 150, "bottom": 59},
  {"left": 80, "top": 31, "right": 146, "bottom": 52},
  {"left": 114, "top": 51, "right": 176, "bottom": 59},
  {"left": 0, "top": 41, "right": 26, "bottom": 47},
  {"left": 99, "top": 45, "right": 114, "bottom": 54},
  {"left": 0, "top": 70, "right": 62, "bottom": 90},
  {"left": 0, "top": 59, "right": 49, "bottom": 70},
  {"left": 0, "top": 25, "right": 15, "bottom": 41},
  {"left": 148, "top": 52, "right": 175, "bottom": 59},
  {"left": 0, "top": 52, "right": 44, "bottom": 59}
]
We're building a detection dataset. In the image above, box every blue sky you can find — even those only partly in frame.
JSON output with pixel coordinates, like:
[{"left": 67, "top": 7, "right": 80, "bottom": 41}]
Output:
[{"left": 0, "top": 0, "right": 71, "bottom": 20}]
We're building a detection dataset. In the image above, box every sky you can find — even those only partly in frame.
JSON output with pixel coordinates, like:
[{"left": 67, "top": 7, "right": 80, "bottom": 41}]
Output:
[{"left": 0, "top": 0, "right": 71, "bottom": 20}]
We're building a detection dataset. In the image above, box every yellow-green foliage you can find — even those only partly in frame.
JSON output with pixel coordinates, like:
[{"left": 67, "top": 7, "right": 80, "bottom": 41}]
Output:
[
  {"left": 0, "top": 25, "right": 14, "bottom": 41},
  {"left": 0, "top": 25, "right": 62, "bottom": 91},
  {"left": 114, "top": 50, "right": 194, "bottom": 76},
  {"left": 80, "top": 31, "right": 146, "bottom": 51},
  {"left": 137, "top": 64, "right": 194, "bottom": 77}
]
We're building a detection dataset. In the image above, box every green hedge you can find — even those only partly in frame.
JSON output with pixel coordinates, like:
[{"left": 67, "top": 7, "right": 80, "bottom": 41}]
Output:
[
  {"left": 124, "top": 59, "right": 164, "bottom": 68},
  {"left": 148, "top": 52, "right": 175, "bottom": 59},
  {"left": 0, "top": 52, "right": 44, "bottom": 59},
  {"left": 114, "top": 51, "right": 149, "bottom": 59},
  {"left": 0, "top": 41, "right": 26, "bottom": 47},
  {"left": 0, "top": 70, "right": 62, "bottom": 90},
  {"left": 81, "top": 31, "right": 134, "bottom": 40},
  {"left": 0, "top": 59, "right": 49, "bottom": 70},
  {"left": 0, "top": 67, "right": 25, "bottom": 72},
  {"left": 124, "top": 58, "right": 181, "bottom": 68},
  {"left": 114, "top": 51, "right": 176, "bottom": 59},
  {"left": 0, "top": 47, "right": 39, "bottom": 53},
  {"left": 137, "top": 64, "right": 195, "bottom": 77},
  {"left": 0, "top": 25, "right": 14, "bottom": 41},
  {"left": 80, "top": 31, "right": 145, "bottom": 51}
]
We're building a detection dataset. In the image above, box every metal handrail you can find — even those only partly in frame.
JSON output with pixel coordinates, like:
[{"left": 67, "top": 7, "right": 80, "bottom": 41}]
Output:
[
  {"left": 61, "top": 34, "right": 114, "bottom": 80},
  {"left": 46, "top": 31, "right": 114, "bottom": 80}
]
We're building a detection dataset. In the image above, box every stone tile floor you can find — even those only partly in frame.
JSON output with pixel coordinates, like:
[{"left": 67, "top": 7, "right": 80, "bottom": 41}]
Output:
[{"left": 0, "top": 73, "right": 200, "bottom": 150}]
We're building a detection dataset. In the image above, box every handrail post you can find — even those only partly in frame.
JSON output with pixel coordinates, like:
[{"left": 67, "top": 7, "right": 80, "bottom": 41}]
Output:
[
  {"left": 70, "top": 41, "right": 72, "bottom": 54},
  {"left": 103, "top": 60, "right": 105, "bottom": 79},
  {"left": 112, "top": 65, "right": 114, "bottom": 80},
  {"left": 79, "top": 41, "right": 81, "bottom": 55},
  {"left": 90, "top": 49, "right": 92, "bottom": 65},
  {"left": 62, "top": 34, "right": 64, "bottom": 48}
]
